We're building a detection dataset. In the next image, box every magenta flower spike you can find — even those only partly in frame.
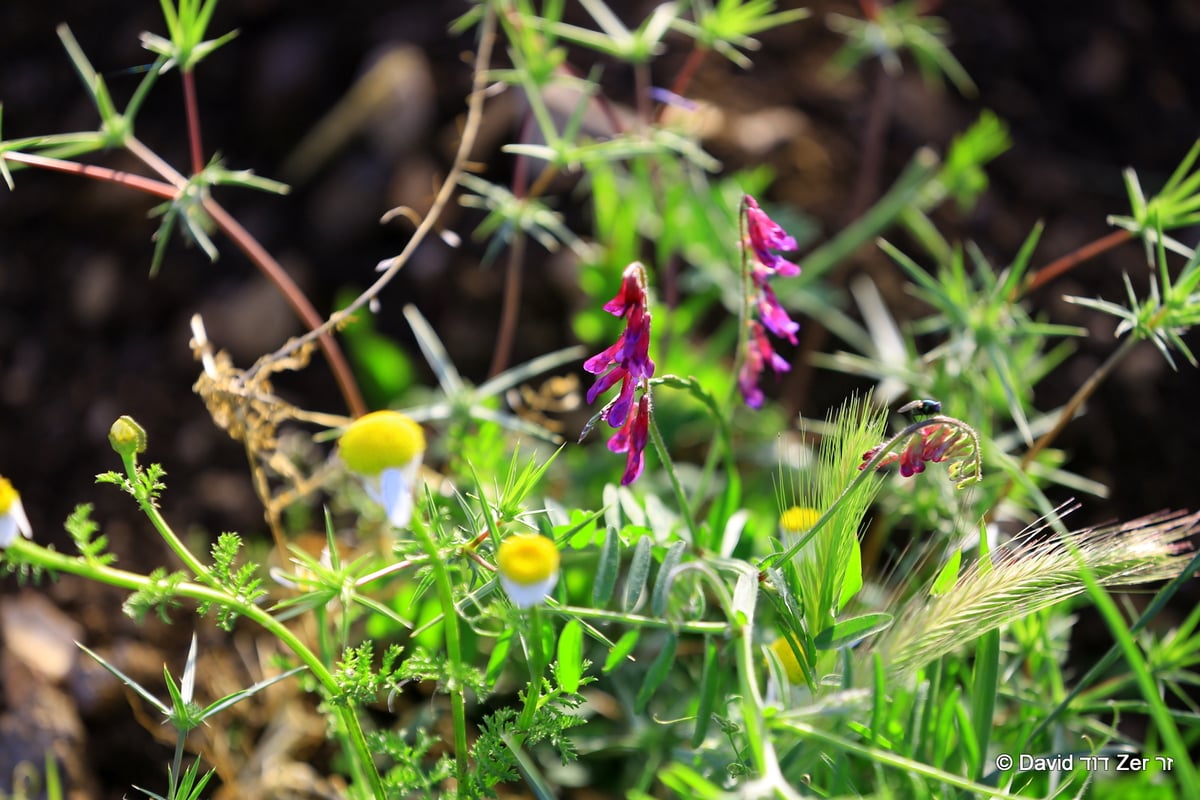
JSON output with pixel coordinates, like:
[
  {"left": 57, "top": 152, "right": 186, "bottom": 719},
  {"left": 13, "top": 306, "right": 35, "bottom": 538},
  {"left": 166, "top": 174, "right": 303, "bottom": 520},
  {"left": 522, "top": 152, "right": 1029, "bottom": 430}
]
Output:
[
  {"left": 609, "top": 393, "right": 651, "bottom": 485},
  {"left": 859, "top": 422, "right": 977, "bottom": 480},
  {"left": 738, "top": 321, "right": 790, "bottom": 409},
  {"left": 584, "top": 262, "right": 655, "bottom": 485},
  {"left": 745, "top": 195, "right": 799, "bottom": 277},
  {"left": 738, "top": 194, "right": 801, "bottom": 407}
]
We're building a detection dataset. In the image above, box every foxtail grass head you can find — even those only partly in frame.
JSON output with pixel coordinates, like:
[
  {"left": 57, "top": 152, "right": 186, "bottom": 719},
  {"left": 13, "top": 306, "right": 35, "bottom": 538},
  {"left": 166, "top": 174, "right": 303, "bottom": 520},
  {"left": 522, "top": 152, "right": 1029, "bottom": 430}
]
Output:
[{"left": 869, "top": 510, "right": 1198, "bottom": 677}]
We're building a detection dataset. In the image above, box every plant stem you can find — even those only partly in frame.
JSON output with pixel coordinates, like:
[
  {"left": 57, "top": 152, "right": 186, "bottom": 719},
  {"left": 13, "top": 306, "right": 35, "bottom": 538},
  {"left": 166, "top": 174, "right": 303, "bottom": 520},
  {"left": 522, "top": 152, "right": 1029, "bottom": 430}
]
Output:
[
  {"left": 201, "top": 198, "right": 367, "bottom": 417},
  {"left": 545, "top": 604, "right": 731, "bottom": 635},
  {"left": 988, "top": 334, "right": 1139, "bottom": 521},
  {"left": 1, "top": 151, "right": 176, "bottom": 198},
  {"left": 245, "top": 2, "right": 498, "bottom": 380},
  {"left": 124, "top": 135, "right": 369, "bottom": 418},
  {"left": 125, "top": 478, "right": 213, "bottom": 586},
  {"left": 489, "top": 222, "right": 527, "bottom": 378},
  {"left": 518, "top": 604, "right": 546, "bottom": 731},
  {"left": 5, "top": 142, "right": 368, "bottom": 418},
  {"left": 181, "top": 69, "right": 205, "bottom": 175},
  {"left": 5, "top": 538, "right": 385, "bottom": 797},
  {"left": 847, "top": 61, "right": 894, "bottom": 221},
  {"left": 1019, "top": 228, "right": 1132, "bottom": 297},
  {"left": 761, "top": 416, "right": 966, "bottom": 570},
  {"left": 657, "top": 46, "right": 708, "bottom": 123},
  {"left": 409, "top": 516, "right": 471, "bottom": 784},
  {"left": 646, "top": 406, "right": 700, "bottom": 544}
]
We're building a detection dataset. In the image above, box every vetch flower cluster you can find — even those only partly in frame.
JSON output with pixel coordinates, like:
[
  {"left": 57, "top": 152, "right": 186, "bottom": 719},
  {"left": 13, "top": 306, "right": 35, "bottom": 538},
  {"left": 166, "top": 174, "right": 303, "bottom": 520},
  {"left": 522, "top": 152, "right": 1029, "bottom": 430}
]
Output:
[
  {"left": 738, "top": 195, "right": 800, "bottom": 408},
  {"left": 583, "top": 262, "right": 654, "bottom": 485},
  {"left": 496, "top": 533, "right": 560, "bottom": 608},
  {"left": 0, "top": 476, "right": 32, "bottom": 548},
  {"left": 859, "top": 418, "right": 981, "bottom": 487},
  {"left": 338, "top": 410, "right": 426, "bottom": 528}
]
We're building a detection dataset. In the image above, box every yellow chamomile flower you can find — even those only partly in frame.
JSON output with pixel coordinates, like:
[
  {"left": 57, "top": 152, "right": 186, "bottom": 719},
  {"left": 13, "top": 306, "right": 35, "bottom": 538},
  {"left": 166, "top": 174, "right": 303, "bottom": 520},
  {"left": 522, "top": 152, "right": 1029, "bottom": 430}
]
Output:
[
  {"left": 768, "top": 636, "right": 805, "bottom": 685},
  {"left": 496, "top": 534, "right": 560, "bottom": 608},
  {"left": 0, "top": 476, "right": 32, "bottom": 548},
  {"left": 339, "top": 411, "right": 426, "bottom": 529},
  {"left": 780, "top": 505, "right": 821, "bottom": 536}
]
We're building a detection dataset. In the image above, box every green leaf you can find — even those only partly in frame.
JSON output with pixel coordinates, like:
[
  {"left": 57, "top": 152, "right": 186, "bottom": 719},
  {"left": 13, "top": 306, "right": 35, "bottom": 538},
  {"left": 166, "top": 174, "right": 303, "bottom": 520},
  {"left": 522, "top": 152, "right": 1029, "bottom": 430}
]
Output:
[
  {"left": 650, "top": 540, "right": 686, "bottom": 617},
  {"left": 555, "top": 619, "right": 584, "bottom": 693},
  {"left": 603, "top": 629, "right": 640, "bottom": 674},
  {"left": 969, "top": 628, "right": 999, "bottom": 779},
  {"left": 690, "top": 638, "right": 722, "bottom": 748},
  {"left": 653, "top": 763, "right": 729, "bottom": 799},
  {"left": 837, "top": 535, "right": 863, "bottom": 611},
  {"left": 623, "top": 535, "right": 652, "bottom": 612},
  {"left": 634, "top": 634, "right": 677, "bottom": 712},
  {"left": 77, "top": 642, "right": 170, "bottom": 715},
  {"left": 593, "top": 527, "right": 621, "bottom": 607},
  {"left": 731, "top": 566, "right": 758, "bottom": 626},
  {"left": 813, "top": 612, "right": 893, "bottom": 651},
  {"left": 930, "top": 549, "right": 962, "bottom": 597},
  {"left": 485, "top": 628, "right": 514, "bottom": 688}
]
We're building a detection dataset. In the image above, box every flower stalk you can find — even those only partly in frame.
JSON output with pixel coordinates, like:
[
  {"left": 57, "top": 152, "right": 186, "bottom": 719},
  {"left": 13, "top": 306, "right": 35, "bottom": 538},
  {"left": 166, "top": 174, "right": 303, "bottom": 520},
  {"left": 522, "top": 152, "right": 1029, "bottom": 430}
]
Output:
[
  {"left": 583, "top": 262, "right": 656, "bottom": 485},
  {"left": 2, "top": 536, "right": 385, "bottom": 797}
]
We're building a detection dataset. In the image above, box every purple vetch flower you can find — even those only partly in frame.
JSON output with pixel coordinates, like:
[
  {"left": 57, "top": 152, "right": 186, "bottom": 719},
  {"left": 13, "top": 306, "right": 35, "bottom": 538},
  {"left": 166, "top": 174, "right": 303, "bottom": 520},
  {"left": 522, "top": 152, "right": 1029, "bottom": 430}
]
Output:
[
  {"left": 859, "top": 423, "right": 975, "bottom": 478},
  {"left": 744, "top": 195, "right": 799, "bottom": 277},
  {"left": 738, "top": 321, "right": 790, "bottom": 409},
  {"left": 584, "top": 262, "right": 655, "bottom": 485},
  {"left": 609, "top": 393, "right": 651, "bottom": 485},
  {"left": 738, "top": 195, "right": 801, "bottom": 407},
  {"left": 755, "top": 281, "right": 799, "bottom": 344}
]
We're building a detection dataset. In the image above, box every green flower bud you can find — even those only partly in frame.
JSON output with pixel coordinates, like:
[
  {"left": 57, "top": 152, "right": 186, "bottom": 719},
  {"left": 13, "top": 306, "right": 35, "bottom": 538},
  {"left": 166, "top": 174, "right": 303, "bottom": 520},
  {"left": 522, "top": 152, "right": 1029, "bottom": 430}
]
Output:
[{"left": 109, "top": 416, "right": 148, "bottom": 459}]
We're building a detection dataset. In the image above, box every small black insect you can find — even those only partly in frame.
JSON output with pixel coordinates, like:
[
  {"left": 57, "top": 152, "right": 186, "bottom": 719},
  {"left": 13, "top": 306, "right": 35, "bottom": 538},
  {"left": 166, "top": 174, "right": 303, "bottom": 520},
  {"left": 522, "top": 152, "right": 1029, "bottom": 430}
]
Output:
[{"left": 897, "top": 399, "right": 942, "bottom": 419}]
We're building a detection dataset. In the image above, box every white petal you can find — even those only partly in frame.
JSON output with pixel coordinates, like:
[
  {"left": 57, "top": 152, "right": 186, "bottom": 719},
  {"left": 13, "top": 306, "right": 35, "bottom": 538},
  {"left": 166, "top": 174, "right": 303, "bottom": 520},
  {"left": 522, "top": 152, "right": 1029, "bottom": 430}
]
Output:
[
  {"left": 0, "top": 514, "right": 16, "bottom": 548},
  {"left": 364, "top": 466, "right": 414, "bottom": 529},
  {"left": 499, "top": 572, "right": 559, "bottom": 609},
  {"left": 0, "top": 499, "right": 30, "bottom": 547}
]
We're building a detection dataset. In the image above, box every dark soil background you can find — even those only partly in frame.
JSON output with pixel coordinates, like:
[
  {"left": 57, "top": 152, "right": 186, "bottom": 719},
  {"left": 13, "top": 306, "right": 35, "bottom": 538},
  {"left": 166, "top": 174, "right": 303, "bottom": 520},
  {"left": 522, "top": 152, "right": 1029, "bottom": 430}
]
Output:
[{"left": 1, "top": 0, "right": 1199, "bottom": 796}]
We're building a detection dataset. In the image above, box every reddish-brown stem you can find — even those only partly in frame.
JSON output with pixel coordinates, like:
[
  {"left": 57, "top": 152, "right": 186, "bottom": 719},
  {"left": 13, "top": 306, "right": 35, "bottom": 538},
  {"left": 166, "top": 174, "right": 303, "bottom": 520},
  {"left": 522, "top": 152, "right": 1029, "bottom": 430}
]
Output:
[
  {"left": 2, "top": 151, "right": 176, "bottom": 198},
  {"left": 7, "top": 143, "right": 368, "bottom": 417},
  {"left": 181, "top": 70, "right": 205, "bottom": 175},
  {"left": 847, "top": 62, "right": 894, "bottom": 221},
  {"left": 986, "top": 334, "right": 1139, "bottom": 523},
  {"left": 1019, "top": 228, "right": 1133, "bottom": 298},
  {"left": 121, "top": 136, "right": 367, "bottom": 417},
  {"left": 202, "top": 199, "right": 367, "bottom": 417},
  {"left": 654, "top": 46, "right": 708, "bottom": 124},
  {"left": 489, "top": 114, "right": 534, "bottom": 378},
  {"left": 633, "top": 62, "right": 653, "bottom": 129},
  {"left": 490, "top": 227, "right": 527, "bottom": 378}
]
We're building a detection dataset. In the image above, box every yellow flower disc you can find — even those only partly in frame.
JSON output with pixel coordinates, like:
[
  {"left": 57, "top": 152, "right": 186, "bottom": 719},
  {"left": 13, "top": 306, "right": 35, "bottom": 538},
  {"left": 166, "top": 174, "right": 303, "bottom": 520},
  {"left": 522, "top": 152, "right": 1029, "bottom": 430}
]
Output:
[
  {"left": 768, "top": 636, "right": 805, "bottom": 685},
  {"left": 497, "top": 534, "right": 560, "bottom": 585},
  {"left": 0, "top": 477, "right": 16, "bottom": 515},
  {"left": 779, "top": 506, "right": 821, "bottom": 535},
  {"left": 339, "top": 411, "right": 426, "bottom": 476}
]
